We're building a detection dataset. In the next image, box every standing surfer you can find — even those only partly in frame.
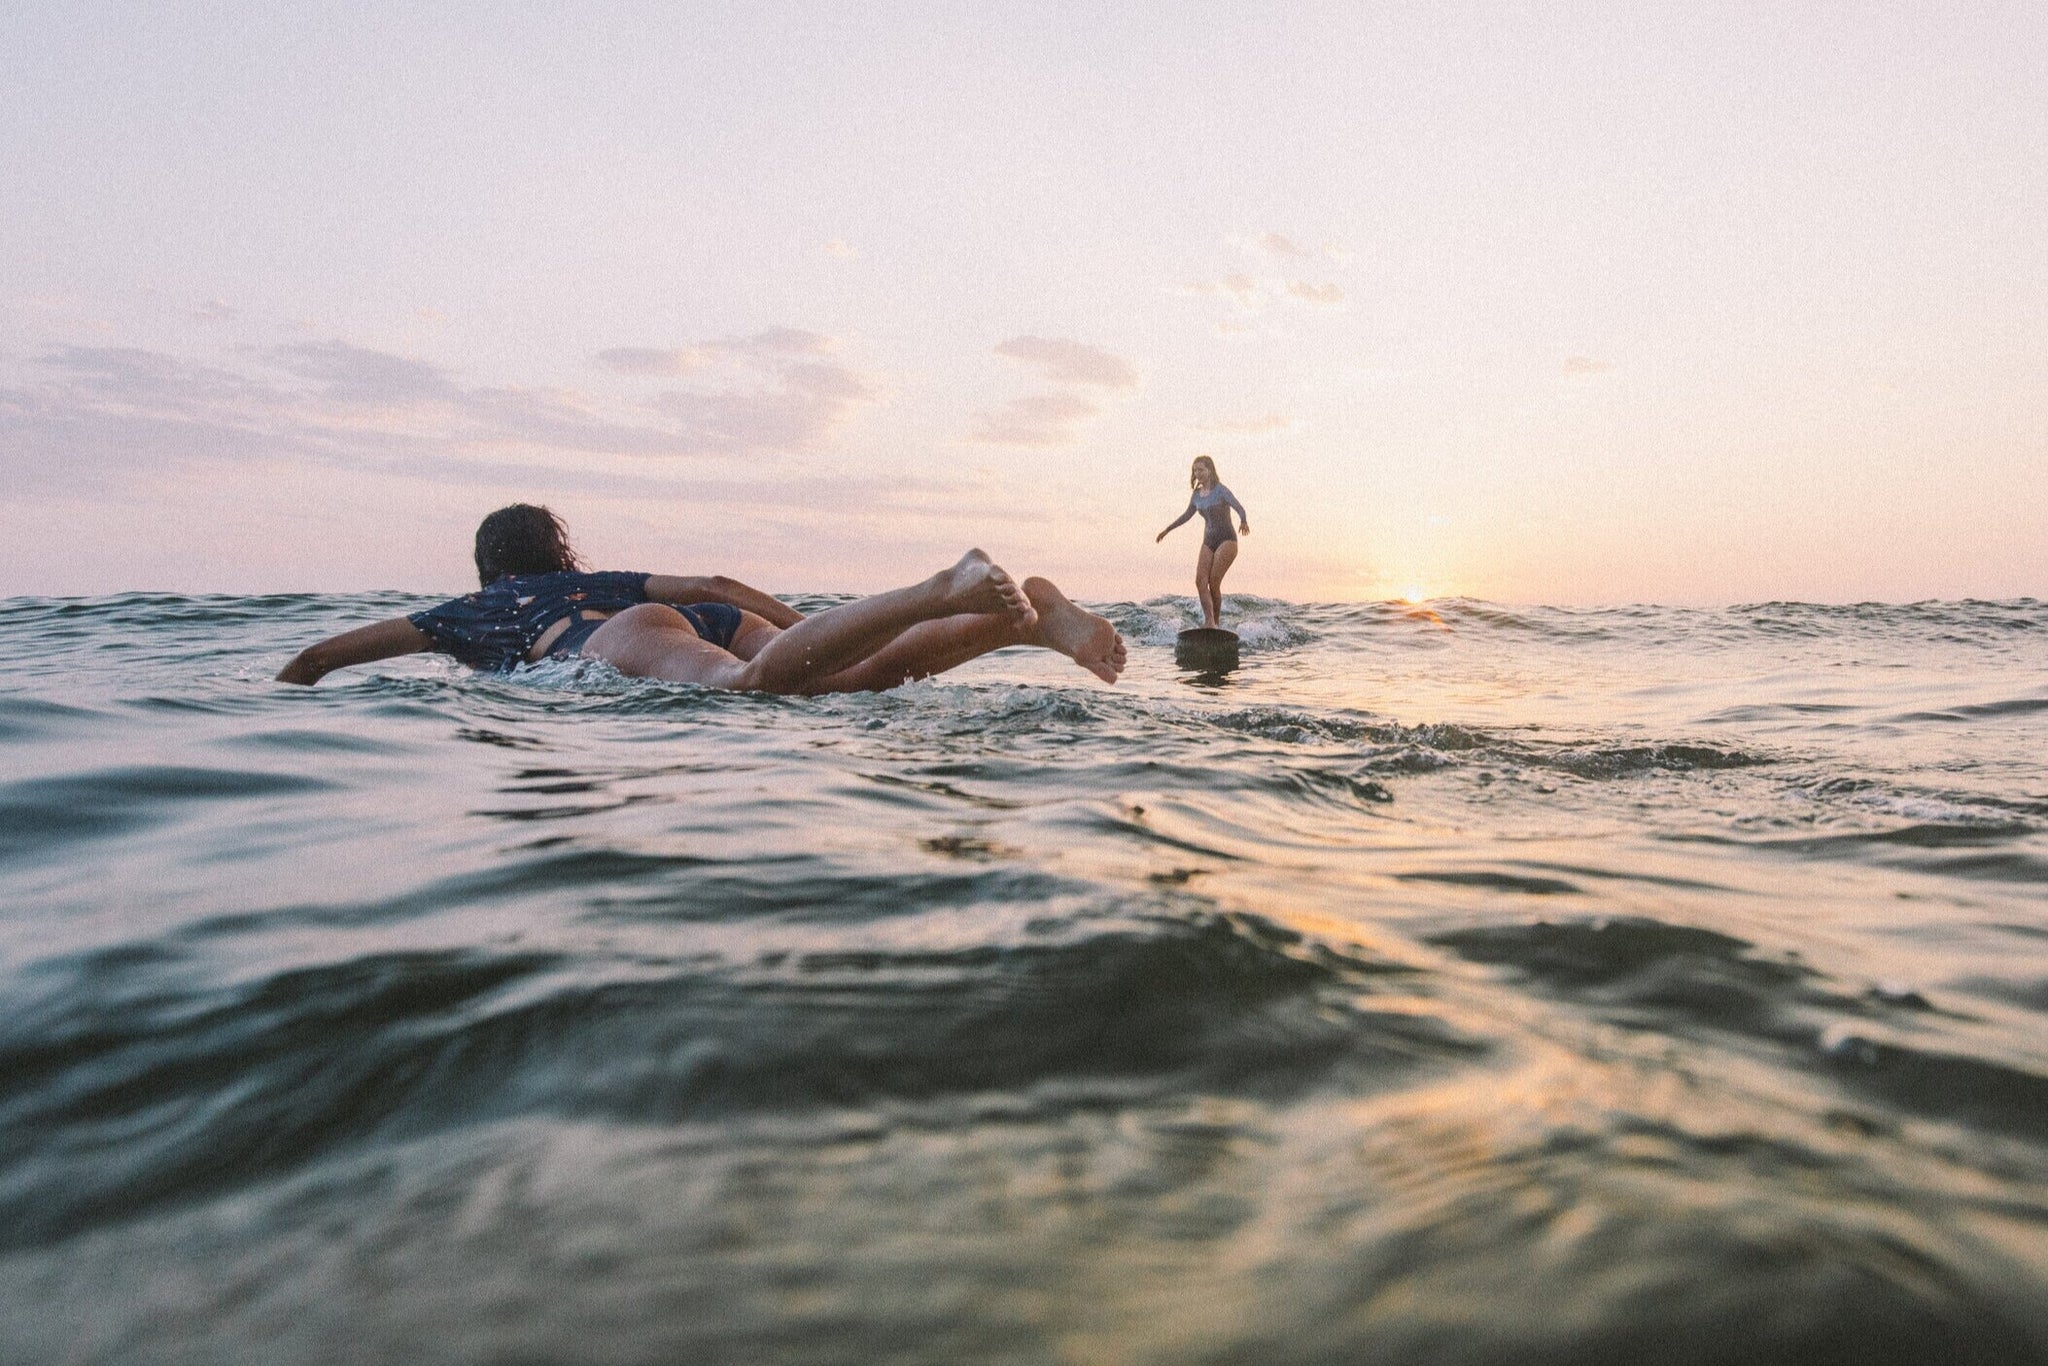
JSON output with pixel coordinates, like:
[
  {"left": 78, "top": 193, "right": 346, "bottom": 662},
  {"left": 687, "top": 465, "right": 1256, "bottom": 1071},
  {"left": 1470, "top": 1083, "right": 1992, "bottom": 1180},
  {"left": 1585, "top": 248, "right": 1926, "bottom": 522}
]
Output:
[{"left": 1156, "top": 456, "right": 1249, "bottom": 629}]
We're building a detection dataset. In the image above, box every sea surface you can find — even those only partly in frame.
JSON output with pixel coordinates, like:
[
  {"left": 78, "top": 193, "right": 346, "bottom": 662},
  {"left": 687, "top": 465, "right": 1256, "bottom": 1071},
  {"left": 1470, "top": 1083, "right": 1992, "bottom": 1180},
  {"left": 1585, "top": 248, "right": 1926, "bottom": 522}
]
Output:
[{"left": 4, "top": 590, "right": 2048, "bottom": 1364}]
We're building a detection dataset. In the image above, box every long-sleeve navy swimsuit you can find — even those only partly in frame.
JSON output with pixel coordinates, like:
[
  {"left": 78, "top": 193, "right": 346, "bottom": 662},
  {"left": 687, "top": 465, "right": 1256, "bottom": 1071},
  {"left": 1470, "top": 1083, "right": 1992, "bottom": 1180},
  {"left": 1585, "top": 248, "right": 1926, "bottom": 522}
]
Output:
[{"left": 1165, "top": 485, "right": 1247, "bottom": 550}]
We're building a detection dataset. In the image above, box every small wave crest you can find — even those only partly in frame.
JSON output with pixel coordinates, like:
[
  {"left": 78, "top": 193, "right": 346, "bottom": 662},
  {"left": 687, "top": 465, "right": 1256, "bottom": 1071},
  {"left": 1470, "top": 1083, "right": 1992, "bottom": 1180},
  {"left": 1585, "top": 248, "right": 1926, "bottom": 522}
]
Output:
[
  {"left": 0, "top": 764, "right": 337, "bottom": 865},
  {"left": 0, "top": 695, "right": 105, "bottom": 743},
  {"left": 1117, "top": 596, "right": 1317, "bottom": 651}
]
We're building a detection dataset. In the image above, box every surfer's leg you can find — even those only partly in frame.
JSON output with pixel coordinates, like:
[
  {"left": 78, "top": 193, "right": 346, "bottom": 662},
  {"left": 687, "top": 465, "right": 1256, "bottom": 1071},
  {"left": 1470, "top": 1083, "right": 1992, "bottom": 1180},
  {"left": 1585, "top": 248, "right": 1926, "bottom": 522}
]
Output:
[
  {"left": 803, "top": 575, "right": 1124, "bottom": 692},
  {"left": 722, "top": 611, "right": 784, "bottom": 662},
  {"left": 1195, "top": 545, "right": 1220, "bottom": 628},
  {"left": 1207, "top": 539, "right": 1239, "bottom": 626},
  {"left": 1018, "top": 576, "right": 1125, "bottom": 684},
  {"left": 589, "top": 553, "right": 1031, "bottom": 690},
  {"left": 730, "top": 551, "right": 1040, "bottom": 692}
]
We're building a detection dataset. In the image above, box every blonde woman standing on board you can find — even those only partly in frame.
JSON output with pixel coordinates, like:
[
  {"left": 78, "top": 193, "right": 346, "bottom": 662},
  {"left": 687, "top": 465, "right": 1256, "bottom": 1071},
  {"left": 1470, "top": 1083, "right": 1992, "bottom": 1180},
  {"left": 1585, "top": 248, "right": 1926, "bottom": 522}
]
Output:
[{"left": 1156, "top": 455, "right": 1250, "bottom": 629}]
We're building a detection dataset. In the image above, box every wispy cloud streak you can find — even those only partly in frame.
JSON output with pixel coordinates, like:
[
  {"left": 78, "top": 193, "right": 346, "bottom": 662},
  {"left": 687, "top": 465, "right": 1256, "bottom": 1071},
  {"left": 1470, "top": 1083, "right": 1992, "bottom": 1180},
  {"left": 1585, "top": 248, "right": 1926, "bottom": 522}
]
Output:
[
  {"left": 970, "top": 335, "right": 1137, "bottom": 446},
  {"left": 0, "top": 330, "right": 878, "bottom": 491},
  {"left": 969, "top": 392, "right": 1102, "bottom": 446},
  {"left": 990, "top": 336, "right": 1138, "bottom": 389}
]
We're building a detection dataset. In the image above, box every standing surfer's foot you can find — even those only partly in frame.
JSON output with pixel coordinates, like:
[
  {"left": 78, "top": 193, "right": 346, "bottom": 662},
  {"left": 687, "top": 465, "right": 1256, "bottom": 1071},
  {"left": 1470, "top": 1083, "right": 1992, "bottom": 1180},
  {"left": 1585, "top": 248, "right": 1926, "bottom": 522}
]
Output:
[
  {"left": 938, "top": 550, "right": 1037, "bottom": 627},
  {"left": 1022, "top": 577, "right": 1124, "bottom": 683}
]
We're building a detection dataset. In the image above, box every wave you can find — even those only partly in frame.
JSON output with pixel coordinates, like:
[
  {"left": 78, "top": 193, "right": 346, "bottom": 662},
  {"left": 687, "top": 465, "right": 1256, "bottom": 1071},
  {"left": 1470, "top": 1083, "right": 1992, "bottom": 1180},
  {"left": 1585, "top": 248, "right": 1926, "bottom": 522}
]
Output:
[
  {"left": 0, "top": 695, "right": 107, "bottom": 743},
  {"left": 1434, "top": 910, "right": 2048, "bottom": 1154},
  {"left": 1197, "top": 707, "right": 1773, "bottom": 781},
  {"left": 0, "top": 764, "right": 337, "bottom": 865},
  {"left": 0, "top": 910, "right": 1470, "bottom": 1249},
  {"left": 1819, "top": 1030, "right": 2048, "bottom": 1143},
  {"left": 1893, "top": 696, "right": 2048, "bottom": 723}
]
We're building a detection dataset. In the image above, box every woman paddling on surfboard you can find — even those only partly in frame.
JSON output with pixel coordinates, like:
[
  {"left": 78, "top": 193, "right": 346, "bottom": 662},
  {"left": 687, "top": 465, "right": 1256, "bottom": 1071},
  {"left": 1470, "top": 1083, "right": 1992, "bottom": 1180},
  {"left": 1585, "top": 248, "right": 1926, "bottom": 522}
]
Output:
[
  {"left": 1156, "top": 455, "right": 1249, "bottom": 629},
  {"left": 277, "top": 504, "right": 1126, "bottom": 691}
]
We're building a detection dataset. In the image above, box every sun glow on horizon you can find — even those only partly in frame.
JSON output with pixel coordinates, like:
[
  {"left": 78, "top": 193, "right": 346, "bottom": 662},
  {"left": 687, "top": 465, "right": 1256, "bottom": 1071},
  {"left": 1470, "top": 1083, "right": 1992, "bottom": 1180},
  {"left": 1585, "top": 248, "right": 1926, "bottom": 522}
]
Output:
[{"left": 1361, "top": 571, "right": 1447, "bottom": 605}]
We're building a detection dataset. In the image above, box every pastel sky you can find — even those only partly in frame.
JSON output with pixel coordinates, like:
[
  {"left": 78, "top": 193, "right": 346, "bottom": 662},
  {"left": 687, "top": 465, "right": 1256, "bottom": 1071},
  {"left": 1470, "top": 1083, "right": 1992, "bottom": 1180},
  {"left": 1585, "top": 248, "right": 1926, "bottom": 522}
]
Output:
[{"left": 4, "top": 1, "right": 2043, "bottom": 604}]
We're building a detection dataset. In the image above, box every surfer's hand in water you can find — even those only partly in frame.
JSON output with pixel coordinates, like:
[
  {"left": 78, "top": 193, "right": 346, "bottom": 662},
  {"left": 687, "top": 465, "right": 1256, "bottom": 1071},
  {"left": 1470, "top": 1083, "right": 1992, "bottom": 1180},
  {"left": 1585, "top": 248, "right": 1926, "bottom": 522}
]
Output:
[{"left": 276, "top": 652, "right": 327, "bottom": 685}]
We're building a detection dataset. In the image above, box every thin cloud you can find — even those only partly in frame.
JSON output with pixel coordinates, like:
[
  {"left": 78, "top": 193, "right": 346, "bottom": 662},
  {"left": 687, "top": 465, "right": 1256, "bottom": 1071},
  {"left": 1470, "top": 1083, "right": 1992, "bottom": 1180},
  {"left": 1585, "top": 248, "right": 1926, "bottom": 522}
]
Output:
[
  {"left": 1185, "top": 235, "right": 1352, "bottom": 315},
  {"left": 823, "top": 238, "right": 856, "bottom": 258},
  {"left": 456, "top": 385, "right": 727, "bottom": 457},
  {"left": 597, "top": 330, "right": 837, "bottom": 377},
  {"left": 728, "top": 327, "right": 832, "bottom": 356},
  {"left": 991, "top": 336, "right": 1138, "bottom": 389},
  {"left": 1198, "top": 413, "right": 1296, "bottom": 436},
  {"left": 1243, "top": 231, "right": 1350, "bottom": 262},
  {"left": 652, "top": 360, "right": 873, "bottom": 454},
  {"left": 1286, "top": 281, "right": 1346, "bottom": 306},
  {"left": 596, "top": 347, "right": 712, "bottom": 377},
  {"left": 1562, "top": 356, "right": 1615, "bottom": 376},
  {"left": 1, "top": 328, "right": 880, "bottom": 491},
  {"left": 974, "top": 335, "right": 1136, "bottom": 444},
  {"left": 968, "top": 391, "right": 1101, "bottom": 446},
  {"left": 1181, "top": 273, "right": 1347, "bottom": 309},
  {"left": 269, "top": 340, "right": 461, "bottom": 404},
  {"left": 192, "top": 299, "right": 236, "bottom": 322},
  {"left": 1258, "top": 232, "right": 1314, "bottom": 258},
  {"left": 42, "top": 345, "right": 277, "bottom": 406},
  {"left": 0, "top": 371, "right": 973, "bottom": 516},
  {"left": 593, "top": 329, "right": 870, "bottom": 454},
  {"left": 1180, "top": 273, "right": 1261, "bottom": 302},
  {"left": 0, "top": 379, "right": 291, "bottom": 490}
]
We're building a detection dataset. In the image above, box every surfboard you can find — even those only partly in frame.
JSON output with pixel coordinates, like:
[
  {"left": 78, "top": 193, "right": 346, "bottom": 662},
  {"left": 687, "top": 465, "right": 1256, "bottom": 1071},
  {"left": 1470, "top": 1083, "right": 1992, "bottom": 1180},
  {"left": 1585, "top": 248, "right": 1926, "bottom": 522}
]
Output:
[{"left": 1175, "top": 627, "right": 1240, "bottom": 671}]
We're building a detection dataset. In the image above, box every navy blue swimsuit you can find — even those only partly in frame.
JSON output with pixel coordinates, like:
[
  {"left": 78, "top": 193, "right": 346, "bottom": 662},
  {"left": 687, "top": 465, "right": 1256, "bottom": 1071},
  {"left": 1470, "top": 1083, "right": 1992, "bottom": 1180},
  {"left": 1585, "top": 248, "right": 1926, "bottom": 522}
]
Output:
[
  {"left": 1165, "top": 484, "right": 1248, "bottom": 551},
  {"left": 407, "top": 571, "right": 742, "bottom": 671}
]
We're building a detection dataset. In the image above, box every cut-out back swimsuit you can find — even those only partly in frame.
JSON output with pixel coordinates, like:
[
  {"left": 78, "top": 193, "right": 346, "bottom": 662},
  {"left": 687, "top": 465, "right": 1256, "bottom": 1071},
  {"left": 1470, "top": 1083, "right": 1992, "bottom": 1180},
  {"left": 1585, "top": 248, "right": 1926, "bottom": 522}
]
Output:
[{"left": 407, "top": 571, "right": 742, "bottom": 670}]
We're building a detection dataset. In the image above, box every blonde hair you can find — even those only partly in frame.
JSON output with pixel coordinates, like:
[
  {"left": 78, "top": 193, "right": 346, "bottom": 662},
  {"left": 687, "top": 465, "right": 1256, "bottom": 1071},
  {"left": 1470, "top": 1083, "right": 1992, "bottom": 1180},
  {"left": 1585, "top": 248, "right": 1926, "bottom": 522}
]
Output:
[{"left": 1189, "top": 455, "right": 1219, "bottom": 489}]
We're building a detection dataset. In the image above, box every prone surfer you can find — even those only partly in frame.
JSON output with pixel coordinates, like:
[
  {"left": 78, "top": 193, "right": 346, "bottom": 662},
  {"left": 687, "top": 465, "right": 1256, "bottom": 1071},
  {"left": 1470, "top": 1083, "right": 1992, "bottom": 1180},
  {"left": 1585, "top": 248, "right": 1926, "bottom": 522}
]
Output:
[{"left": 278, "top": 504, "right": 1126, "bottom": 691}]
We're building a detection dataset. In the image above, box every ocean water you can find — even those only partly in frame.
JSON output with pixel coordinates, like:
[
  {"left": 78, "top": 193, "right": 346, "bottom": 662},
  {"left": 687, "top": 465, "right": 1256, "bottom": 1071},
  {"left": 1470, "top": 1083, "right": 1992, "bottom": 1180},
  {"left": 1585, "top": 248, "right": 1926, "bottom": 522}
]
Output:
[{"left": 4, "top": 589, "right": 2048, "bottom": 1365}]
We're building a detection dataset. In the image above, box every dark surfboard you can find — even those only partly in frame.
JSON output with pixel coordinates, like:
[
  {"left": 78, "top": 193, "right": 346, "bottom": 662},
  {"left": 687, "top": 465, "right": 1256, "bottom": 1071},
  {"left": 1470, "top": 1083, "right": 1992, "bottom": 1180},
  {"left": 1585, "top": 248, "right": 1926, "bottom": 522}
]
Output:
[{"left": 1175, "top": 627, "right": 1240, "bottom": 672}]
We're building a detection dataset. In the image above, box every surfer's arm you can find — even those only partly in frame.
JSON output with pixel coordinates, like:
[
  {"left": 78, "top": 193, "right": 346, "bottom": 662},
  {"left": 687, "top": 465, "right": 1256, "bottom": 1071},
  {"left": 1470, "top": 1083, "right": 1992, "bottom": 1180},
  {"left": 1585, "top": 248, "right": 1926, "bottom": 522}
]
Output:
[
  {"left": 1156, "top": 497, "right": 1198, "bottom": 542},
  {"left": 1223, "top": 487, "right": 1250, "bottom": 533},
  {"left": 276, "top": 617, "right": 432, "bottom": 685},
  {"left": 644, "top": 575, "right": 805, "bottom": 629}
]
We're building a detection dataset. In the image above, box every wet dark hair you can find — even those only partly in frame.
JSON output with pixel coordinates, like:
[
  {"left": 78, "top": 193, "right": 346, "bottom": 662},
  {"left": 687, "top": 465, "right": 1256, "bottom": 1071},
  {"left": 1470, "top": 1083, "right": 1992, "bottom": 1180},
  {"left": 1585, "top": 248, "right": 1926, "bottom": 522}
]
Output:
[{"left": 473, "top": 504, "right": 582, "bottom": 585}]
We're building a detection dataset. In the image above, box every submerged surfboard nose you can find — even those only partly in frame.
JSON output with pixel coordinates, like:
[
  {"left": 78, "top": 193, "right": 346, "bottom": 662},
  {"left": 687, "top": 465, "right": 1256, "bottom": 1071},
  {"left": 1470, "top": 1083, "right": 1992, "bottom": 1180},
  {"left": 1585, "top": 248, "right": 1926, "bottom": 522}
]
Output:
[{"left": 1175, "top": 627, "right": 1240, "bottom": 671}]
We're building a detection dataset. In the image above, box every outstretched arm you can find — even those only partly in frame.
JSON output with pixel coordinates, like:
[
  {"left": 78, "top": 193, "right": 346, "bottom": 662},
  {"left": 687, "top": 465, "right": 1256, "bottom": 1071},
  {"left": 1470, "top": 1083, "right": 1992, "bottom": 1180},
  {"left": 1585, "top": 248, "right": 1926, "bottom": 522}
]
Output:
[
  {"left": 277, "top": 617, "right": 432, "bottom": 685},
  {"left": 1156, "top": 495, "right": 1198, "bottom": 543},
  {"left": 643, "top": 574, "right": 804, "bottom": 629}
]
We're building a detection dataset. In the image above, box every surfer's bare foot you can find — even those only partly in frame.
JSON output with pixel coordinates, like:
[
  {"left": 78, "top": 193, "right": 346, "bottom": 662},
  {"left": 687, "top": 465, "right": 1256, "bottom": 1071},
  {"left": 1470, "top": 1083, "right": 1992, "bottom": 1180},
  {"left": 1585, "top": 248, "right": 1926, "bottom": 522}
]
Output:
[
  {"left": 1023, "top": 577, "right": 1124, "bottom": 683},
  {"left": 936, "top": 550, "right": 1036, "bottom": 628}
]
